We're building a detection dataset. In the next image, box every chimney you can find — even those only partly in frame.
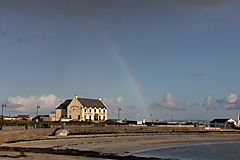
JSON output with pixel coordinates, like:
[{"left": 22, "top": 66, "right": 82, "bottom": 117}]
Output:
[
  {"left": 74, "top": 95, "right": 78, "bottom": 99},
  {"left": 98, "top": 97, "right": 101, "bottom": 101}
]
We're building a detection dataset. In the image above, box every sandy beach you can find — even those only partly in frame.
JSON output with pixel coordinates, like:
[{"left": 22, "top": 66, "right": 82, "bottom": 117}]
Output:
[{"left": 0, "top": 131, "right": 240, "bottom": 159}]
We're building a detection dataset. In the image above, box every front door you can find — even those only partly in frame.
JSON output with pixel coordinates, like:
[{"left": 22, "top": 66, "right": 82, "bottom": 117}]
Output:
[{"left": 94, "top": 114, "right": 98, "bottom": 121}]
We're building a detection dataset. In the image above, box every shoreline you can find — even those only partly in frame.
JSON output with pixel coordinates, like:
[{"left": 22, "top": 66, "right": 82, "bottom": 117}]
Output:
[{"left": 1, "top": 131, "right": 240, "bottom": 159}]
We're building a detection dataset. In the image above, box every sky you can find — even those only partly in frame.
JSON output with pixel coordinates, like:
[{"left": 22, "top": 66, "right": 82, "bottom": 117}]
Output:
[{"left": 0, "top": 0, "right": 240, "bottom": 122}]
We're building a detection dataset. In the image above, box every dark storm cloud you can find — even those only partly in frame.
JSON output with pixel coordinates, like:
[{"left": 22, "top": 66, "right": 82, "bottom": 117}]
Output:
[
  {"left": 187, "top": 73, "right": 204, "bottom": 77},
  {"left": 0, "top": 33, "right": 6, "bottom": 38},
  {"left": 128, "top": 104, "right": 138, "bottom": 109},
  {"left": 0, "top": 0, "right": 139, "bottom": 34},
  {"left": 0, "top": 0, "right": 172, "bottom": 24},
  {"left": 0, "top": 0, "right": 133, "bottom": 18},
  {"left": 36, "top": 33, "right": 48, "bottom": 40},
  {"left": 3, "top": 0, "right": 236, "bottom": 36},
  {"left": 1, "top": 0, "right": 238, "bottom": 21},
  {"left": 179, "top": 0, "right": 239, "bottom": 9},
  {"left": 191, "top": 102, "right": 200, "bottom": 107},
  {"left": 0, "top": 32, "right": 6, "bottom": 38},
  {"left": 194, "top": 74, "right": 203, "bottom": 77},
  {"left": 0, "top": 27, "right": 6, "bottom": 38},
  {"left": 14, "top": 37, "right": 30, "bottom": 44}
]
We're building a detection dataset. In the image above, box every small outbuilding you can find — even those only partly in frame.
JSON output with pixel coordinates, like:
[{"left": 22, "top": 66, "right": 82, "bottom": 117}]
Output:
[
  {"left": 17, "top": 115, "right": 32, "bottom": 120},
  {"left": 210, "top": 118, "right": 236, "bottom": 129}
]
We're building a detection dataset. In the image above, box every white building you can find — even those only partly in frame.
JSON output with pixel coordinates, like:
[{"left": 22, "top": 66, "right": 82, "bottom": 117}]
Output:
[{"left": 55, "top": 95, "right": 108, "bottom": 121}]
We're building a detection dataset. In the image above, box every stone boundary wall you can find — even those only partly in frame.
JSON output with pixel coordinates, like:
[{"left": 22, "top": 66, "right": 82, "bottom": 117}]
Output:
[
  {"left": 1, "top": 125, "right": 36, "bottom": 130},
  {"left": 68, "top": 125, "right": 203, "bottom": 134},
  {"left": 0, "top": 124, "right": 201, "bottom": 131},
  {"left": 154, "top": 125, "right": 195, "bottom": 128},
  {"left": 0, "top": 125, "right": 217, "bottom": 144},
  {"left": 0, "top": 124, "right": 200, "bottom": 131},
  {"left": 0, "top": 128, "right": 54, "bottom": 144},
  {"left": 1, "top": 124, "right": 94, "bottom": 131}
]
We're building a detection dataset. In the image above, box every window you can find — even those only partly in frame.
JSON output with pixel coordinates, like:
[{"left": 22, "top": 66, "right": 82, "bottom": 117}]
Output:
[
  {"left": 94, "top": 109, "right": 96, "bottom": 112},
  {"left": 99, "top": 109, "right": 101, "bottom": 113},
  {"left": 103, "top": 109, "right": 105, "bottom": 113},
  {"left": 69, "top": 115, "right": 71, "bottom": 119},
  {"left": 103, "top": 116, "right": 105, "bottom": 120},
  {"left": 84, "top": 115, "right": 86, "bottom": 120},
  {"left": 89, "top": 115, "right": 91, "bottom": 120},
  {"left": 99, "top": 116, "right": 101, "bottom": 120},
  {"left": 78, "top": 115, "right": 80, "bottom": 119},
  {"left": 89, "top": 109, "right": 91, "bottom": 112},
  {"left": 85, "top": 109, "right": 87, "bottom": 112}
]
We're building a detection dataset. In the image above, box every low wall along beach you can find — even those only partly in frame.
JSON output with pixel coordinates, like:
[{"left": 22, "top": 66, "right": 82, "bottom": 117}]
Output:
[
  {"left": 0, "top": 124, "right": 217, "bottom": 144},
  {"left": 0, "top": 124, "right": 239, "bottom": 159}
]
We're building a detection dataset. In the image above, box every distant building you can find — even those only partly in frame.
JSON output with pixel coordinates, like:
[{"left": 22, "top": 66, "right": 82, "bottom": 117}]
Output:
[
  {"left": 4, "top": 117, "right": 17, "bottom": 121},
  {"left": 238, "top": 115, "right": 240, "bottom": 127},
  {"left": 210, "top": 118, "right": 236, "bottom": 128},
  {"left": 55, "top": 95, "right": 108, "bottom": 121},
  {"left": 49, "top": 112, "right": 55, "bottom": 121},
  {"left": 17, "top": 115, "right": 32, "bottom": 120},
  {"left": 33, "top": 115, "right": 49, "bottom": 121}
]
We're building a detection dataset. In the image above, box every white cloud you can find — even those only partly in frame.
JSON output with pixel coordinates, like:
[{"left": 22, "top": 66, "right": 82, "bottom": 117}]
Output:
[
  {"left": 134, "top": 113, "right": 145, "bottom": 121},
  {"left": 202, "top": 96, "right": 216, "bottom": 109},
  {"left": 216, "top": 93, "right": 240, "bottom": 110},
  {"left": 151, "top": 92, "right": 186, "bottom": 111},
  {"left": 6, "top": 94, "right": 63, "bottom": 115},
  {"left": 103, "top": 96, "right": 138, "bottom": 119},
  {"left": 116, "top": 96, "right": 123, "bottom": 104},
  {"left": 102, "top": 96, "right": 124, "bottom": 109},
  {"left": 202, "top": 94, "right": 240, "bottom": 110}
]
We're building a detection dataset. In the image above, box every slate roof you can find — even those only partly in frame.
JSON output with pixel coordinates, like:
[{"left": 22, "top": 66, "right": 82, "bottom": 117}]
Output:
[
  {"left": 55, "top": 98, "right": 107, "bottom": 109},
  {"left": 55, "top": 100, "right": 72, "bottom": 109},
  {"left": 78, "top": 98, "right": 107, "bottom": 108}
]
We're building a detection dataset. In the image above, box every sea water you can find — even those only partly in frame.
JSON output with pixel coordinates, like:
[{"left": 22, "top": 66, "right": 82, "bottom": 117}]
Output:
[{"left": 126, "top": 142, "right": 240, "bottom": 160}]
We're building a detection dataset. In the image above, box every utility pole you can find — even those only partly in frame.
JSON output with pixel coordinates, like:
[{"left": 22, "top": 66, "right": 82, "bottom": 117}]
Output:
[
  {"left": 125, "top": 112, "right": 128, "bottom": 120},
  {"left": 2, "top": 103, "right": 6, "bottom": 121},
  {"left": 118, "top": 108, "right": 121, "bottom": 121},
  {"left": 207, "top": 108, "right": 209, "bottom": 126},
  {"left": 37, "top": 105, "right": 40, "bottom": 116},
  {"left": 178, "top": 112, "right": 180, "bottom": 122},
  {"left": 160, "top": 110, "right": 162, "bottom": 122},
  {"left": 150, "top": 114, "right": 153, "bottom": 122}
]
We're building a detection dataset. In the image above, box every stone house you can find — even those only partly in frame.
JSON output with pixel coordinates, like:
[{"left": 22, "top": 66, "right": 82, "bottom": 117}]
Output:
[{"left": 55, "top": 95, "right": 108, "bottom": 121}]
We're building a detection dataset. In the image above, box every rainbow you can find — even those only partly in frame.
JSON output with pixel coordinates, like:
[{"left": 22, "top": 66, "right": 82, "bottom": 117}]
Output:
[{"left": 106, "top": 40, "right": 151, "bottom": 121}]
